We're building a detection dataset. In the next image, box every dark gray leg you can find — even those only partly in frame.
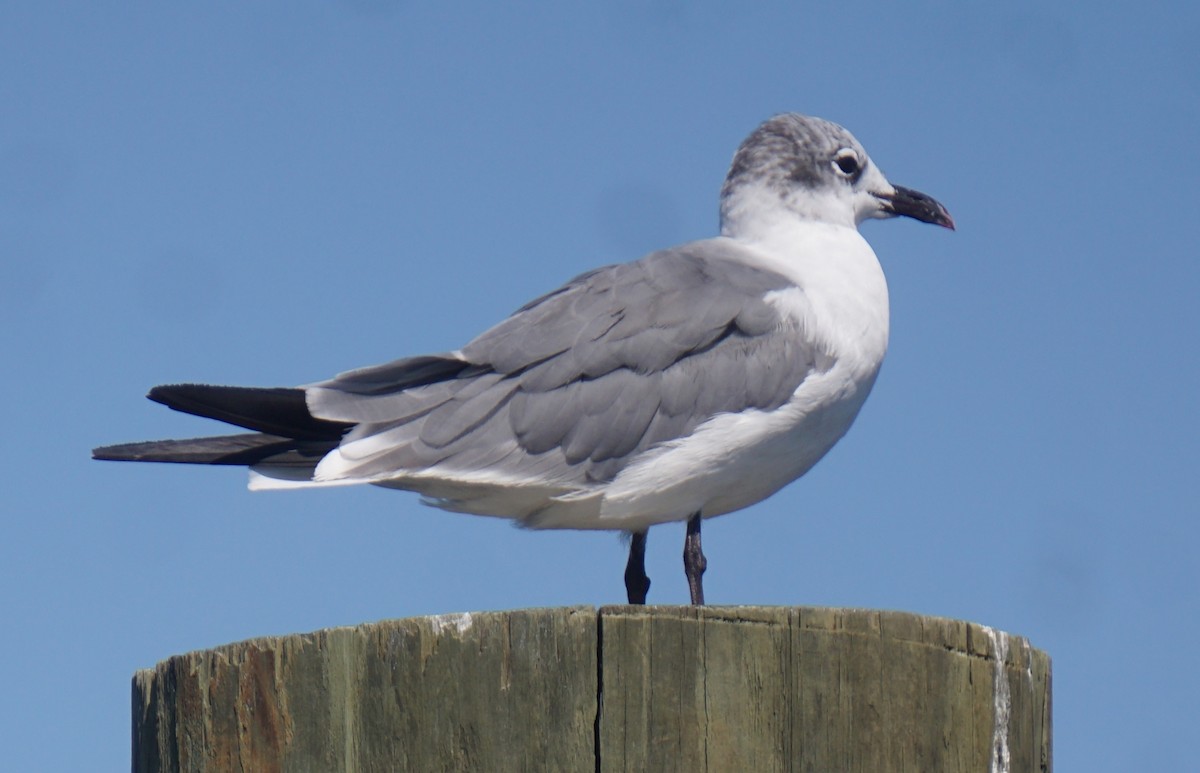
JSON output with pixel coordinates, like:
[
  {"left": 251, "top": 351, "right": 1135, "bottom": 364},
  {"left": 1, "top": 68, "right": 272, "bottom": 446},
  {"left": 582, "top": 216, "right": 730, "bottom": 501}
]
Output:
[
  {"left": 684, "top": 512, "right": 707, "bottom": 605},
  {"left": 624, "top": 530, "right": 650, "bottom": 604}
]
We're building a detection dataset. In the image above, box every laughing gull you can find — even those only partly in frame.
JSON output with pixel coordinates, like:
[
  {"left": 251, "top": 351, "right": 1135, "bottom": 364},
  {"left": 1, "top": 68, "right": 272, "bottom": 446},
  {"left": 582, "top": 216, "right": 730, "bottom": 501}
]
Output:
[{"left": 94, "top": 114, "right": 953, "bottom": 605}]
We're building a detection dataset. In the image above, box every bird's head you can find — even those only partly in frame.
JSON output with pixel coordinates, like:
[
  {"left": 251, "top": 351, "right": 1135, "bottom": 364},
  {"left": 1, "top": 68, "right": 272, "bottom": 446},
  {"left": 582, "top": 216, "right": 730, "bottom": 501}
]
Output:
[{"left": 719, "top": 113, "right": 954, "bottom": 235}]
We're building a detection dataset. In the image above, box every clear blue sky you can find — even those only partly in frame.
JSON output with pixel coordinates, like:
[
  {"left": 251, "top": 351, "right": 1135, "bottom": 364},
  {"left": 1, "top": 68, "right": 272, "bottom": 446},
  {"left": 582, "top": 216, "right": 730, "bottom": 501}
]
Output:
[{"left": 3, "top": 2, "right": 1196, "bottom": 770}]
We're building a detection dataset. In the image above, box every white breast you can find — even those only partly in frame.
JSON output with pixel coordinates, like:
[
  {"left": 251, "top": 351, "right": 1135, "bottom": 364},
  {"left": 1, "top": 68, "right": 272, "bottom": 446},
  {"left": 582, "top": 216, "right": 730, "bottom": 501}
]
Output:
[{"left": 734, "top": 221, "right": 890, "bottom": 369}]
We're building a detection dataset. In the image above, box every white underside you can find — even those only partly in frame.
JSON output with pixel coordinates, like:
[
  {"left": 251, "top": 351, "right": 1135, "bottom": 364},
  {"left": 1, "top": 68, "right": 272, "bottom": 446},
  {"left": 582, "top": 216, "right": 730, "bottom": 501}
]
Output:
[
  {"left": 529, "top": 364, "right": 880, "bottom": 530},
  {"left": 251, "top": 217, "right": 890, "bottom": 532}
]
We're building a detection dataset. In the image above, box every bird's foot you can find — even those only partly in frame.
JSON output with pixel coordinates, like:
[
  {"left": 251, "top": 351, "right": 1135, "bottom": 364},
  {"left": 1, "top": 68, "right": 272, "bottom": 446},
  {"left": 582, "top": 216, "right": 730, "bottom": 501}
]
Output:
[
  {"left": 684, "top": 513, "right": 707, "bottom": 605},
  {"left": 625, "top": 530, "right": 650, "bottom": 604}
]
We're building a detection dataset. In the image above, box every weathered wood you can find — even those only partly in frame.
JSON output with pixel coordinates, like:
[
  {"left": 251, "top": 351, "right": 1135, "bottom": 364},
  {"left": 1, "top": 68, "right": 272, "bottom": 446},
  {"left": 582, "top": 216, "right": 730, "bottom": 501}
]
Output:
[
  {"left": 133, "top": 606, "right": 1051, "bottom": 772},
  {"left": 132, "top": 607, "right": 598, "bottom": 772},
  {"left": 599, "top": 606, "right": 1051, "bottom": 773}
]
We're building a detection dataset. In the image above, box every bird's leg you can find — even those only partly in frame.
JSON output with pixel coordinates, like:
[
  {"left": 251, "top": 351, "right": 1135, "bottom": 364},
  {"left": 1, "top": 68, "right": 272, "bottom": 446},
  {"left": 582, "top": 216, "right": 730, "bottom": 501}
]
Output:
[
  {"left": 683, "top": 512, "right": 707, "bottom": 605},
  {"left": 624, "top": 530, "right": 650, "bottom": 604}
]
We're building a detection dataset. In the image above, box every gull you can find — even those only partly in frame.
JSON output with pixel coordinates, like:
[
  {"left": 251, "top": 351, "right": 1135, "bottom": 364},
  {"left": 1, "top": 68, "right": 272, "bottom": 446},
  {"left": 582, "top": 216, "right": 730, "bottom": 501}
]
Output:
[{"left": 94, "top": 114, "right": 953, "bottom": 605}]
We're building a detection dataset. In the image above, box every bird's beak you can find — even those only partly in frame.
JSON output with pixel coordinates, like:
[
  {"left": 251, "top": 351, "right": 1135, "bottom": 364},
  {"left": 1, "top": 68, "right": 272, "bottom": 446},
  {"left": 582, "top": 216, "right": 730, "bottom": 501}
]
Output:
[{"left": 878, "top": 185, "right": 955, "bottom": 230}]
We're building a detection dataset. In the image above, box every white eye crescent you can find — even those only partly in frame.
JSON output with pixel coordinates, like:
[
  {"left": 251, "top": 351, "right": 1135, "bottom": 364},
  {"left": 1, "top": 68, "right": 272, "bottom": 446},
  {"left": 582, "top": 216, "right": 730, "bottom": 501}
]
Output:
[{"left": 833, "top": 148, "right": 861, "bottom": 177}]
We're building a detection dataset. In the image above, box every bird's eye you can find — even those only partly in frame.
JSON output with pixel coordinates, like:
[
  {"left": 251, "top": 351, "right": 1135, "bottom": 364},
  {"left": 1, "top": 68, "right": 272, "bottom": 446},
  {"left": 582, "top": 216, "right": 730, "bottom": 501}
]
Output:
[{"left": 833, "top": 149, "right": 860, "bottom": 177}]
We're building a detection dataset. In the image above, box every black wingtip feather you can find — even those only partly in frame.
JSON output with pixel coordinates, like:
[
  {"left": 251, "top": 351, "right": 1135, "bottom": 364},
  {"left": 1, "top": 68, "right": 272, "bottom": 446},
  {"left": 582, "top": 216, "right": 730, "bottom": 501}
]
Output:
[
  {"left": 147, "top": 384, "right": 351, "bottom": 440},
  {"left": 92, "top": 432, "right": 337, "bottom": 466}
]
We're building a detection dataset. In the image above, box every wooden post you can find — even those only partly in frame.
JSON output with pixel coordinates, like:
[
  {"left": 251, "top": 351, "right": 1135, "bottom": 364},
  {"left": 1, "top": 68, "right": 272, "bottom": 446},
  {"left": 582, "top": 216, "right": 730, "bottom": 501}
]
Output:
[{"left": 133, "top": 606, "right": 1050, "bottom": 772}]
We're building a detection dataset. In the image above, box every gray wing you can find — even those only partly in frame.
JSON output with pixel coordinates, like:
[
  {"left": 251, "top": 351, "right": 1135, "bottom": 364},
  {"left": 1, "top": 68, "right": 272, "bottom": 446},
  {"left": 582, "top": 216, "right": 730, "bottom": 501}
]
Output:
[{"left": 304, "top": 239, "right": 829, "bottom": 492}]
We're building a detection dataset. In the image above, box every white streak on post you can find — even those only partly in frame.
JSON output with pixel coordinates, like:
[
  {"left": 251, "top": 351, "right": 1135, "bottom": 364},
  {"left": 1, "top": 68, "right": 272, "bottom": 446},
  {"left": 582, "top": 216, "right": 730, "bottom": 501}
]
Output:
[
  {"left": 429, "top": 612, "right": 475, "bottom": 636},
  {"left": 982, "top": 625, "right": 1011, "bottom": 773}
]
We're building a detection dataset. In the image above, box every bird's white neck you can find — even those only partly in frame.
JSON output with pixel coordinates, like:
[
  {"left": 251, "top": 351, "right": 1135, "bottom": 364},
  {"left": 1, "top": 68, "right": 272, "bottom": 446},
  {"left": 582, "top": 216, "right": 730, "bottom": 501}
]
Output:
[
  {"left": 720, "top": 183, "right": 859, "bottom": 238},
  {"left": 719, "top": 197, "right": 891, "bottom": 375}
]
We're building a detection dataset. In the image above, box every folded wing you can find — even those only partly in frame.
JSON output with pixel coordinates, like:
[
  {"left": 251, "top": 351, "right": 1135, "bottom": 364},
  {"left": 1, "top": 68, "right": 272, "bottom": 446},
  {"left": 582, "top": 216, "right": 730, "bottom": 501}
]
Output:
[{"left": 294, "top": 239, "right": 829, "bottom": 517}]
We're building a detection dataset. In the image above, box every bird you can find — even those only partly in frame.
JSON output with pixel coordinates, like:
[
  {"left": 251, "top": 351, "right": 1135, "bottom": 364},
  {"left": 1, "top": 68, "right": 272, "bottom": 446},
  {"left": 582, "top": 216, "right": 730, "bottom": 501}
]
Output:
[{"left": 93, "top": 114, "right": 953, "bottom": 605}]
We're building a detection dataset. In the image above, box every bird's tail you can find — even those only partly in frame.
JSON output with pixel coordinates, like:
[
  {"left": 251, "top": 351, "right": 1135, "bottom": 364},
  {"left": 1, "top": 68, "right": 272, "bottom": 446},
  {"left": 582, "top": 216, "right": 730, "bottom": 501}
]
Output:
[{"left": 92, "top": 384, "right": 350, "bottom": 466}]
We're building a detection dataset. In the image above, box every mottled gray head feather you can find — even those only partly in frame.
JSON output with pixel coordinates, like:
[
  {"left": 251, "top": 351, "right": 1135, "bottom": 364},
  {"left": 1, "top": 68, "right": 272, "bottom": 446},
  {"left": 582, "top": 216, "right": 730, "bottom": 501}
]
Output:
[{"left": 720, "top": 114, "right": 869, "bottom": 201}]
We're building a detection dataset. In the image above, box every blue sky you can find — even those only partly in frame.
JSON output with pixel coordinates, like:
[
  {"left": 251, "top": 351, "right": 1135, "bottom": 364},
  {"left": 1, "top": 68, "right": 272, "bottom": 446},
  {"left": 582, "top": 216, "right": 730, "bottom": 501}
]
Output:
[{"left": 3, "top": 2, "right": 1197, "bottom": 769}]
